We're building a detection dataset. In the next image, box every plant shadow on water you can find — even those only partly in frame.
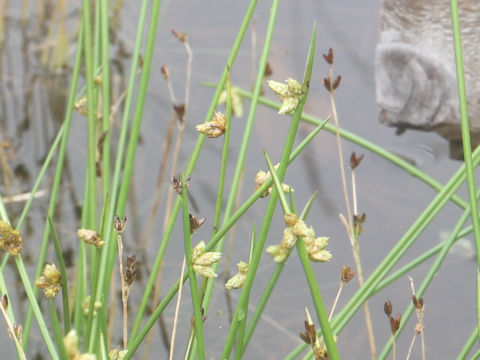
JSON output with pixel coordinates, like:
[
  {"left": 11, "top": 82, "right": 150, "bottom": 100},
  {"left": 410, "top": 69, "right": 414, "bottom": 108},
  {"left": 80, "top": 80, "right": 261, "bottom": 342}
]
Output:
[{"left": 0, "top": 1, "right": 477, "bottom": 359}]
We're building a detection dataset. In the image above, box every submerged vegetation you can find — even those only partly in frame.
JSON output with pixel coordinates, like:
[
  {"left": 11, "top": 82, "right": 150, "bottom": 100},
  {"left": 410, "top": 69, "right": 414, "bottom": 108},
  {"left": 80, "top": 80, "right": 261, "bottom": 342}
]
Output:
[{"left": 0, "top": 0, "right": 479, "bottom": 359}]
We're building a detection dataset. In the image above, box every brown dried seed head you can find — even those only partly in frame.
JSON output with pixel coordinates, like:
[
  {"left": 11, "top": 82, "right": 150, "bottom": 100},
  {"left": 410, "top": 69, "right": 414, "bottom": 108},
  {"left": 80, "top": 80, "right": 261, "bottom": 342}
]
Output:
[
  {"left": 14, "top": 324, "right": 22, "bottom": 345},
  {"left": 172, "top": 29, "right": 187, "bottom": 43},
  {"left": 173, "top": 103, "right": 186, "bottom": 123},
  {"left": 323, "top": 77, "right": 331, "bottom": 92},
  {"left": 323, "top": 48, "right": 334, "bottom": 65},
  {"left": 412, "top": 295, "right": 424, "bottom": 309},
  {"left": 125, "top": 255, "right": 138, "bottom": 286},
  {"left": 389, "top": 313, "right": 401, "bottom": 335},
  {"left": 332, "top": 75, "right": 342, "bottom": 90},
  {"left": 384, "top": 300, "right": 393, "bottom": 317},
  {"left": 350, "top": 152, "right": 364, "bottom": 170},
  {"left": 113, "top": 215, "right": 127, "bottom": 234},
  {"left": 161, "top": 65, "right": 170, "bottom": 80},
  {"left": 0, "top": 294, "right": 8, "bottom": 309},
  {"left": 189, "top": 214, "right": 206, "bottom": 235},
  {"left": 340, "top": 265, "right": 355, "bottom": 283},
  {"left": 264, "top": 62, "right": 273, "bottom": 77},
  {"left": 170, "top": 175, "right": 191, "bottom": 195}
]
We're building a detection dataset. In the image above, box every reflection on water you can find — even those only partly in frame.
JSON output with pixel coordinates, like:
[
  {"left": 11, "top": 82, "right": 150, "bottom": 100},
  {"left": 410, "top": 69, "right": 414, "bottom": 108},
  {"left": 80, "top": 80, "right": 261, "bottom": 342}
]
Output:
[
  {"left": 375, "top": 0, "right": 480, "bottom": 159},
  {"left": 0, "top": 1, "right": 476, "bottom": 359}
]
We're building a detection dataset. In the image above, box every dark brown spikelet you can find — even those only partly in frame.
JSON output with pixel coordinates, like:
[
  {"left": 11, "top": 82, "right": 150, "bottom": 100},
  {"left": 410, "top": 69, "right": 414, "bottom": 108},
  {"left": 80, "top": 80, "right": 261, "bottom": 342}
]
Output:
[
  {"left": 0, "top": 294, "right": 8, "bottom": 309},
  {"left": 189, "top": 214, "right": 206, "bottom": 235},
  {"left": 125, "top": 255, "right": 138, "bottom": 286},
  {"left": 170, "top": 175, "right": 191, "bottom": 195},
  {"left": 171, "top": 29, "right": 187, "bottom": 43},
  {"left": 384, "top": 300, "right": 393, "bottom": 317},
  {"left": 323, "top": 48, "right": 334, "bottom": 64},
  {"left": 353, "top": 213, "right": 366, "bottom": 236},
  {"left": 350, "top": 152, "right": 364, "bottom": 170},
  {"left": 340, "top": 265, "right": 355, "bottom": 283},
  {"left": 323, "top": 76, "right": 341, "bottom": 92},
  {"left": 173, "top": 103, "right": 186, "bottom": 123},
  {"left": 300, "top": 320, "right": 317, "bottom": 345},
  {"left": 389, "top": 313, "right": 401, "bottom": 335},
  {"left": 264, "top": 62, "right": 273, "bottom": 77},
  {"left": 412, "top": 295, "right": 424, "bottom": 309},
  {"left": 161, "top": 65, "right": 170, "bottom": 81},
  {"left": 114, "top": 215, "right": 127, "bottom": 234}
]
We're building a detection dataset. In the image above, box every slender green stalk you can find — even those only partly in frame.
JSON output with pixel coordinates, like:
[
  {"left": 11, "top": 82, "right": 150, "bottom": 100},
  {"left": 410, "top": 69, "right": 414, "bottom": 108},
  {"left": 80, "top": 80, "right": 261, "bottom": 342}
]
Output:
[
  {"left": 288, "top": 146, "right": 480, "bottom": 358},
  {"left": 81, "top": 0, "right": 98, "bottom": 229},
  {"left": 188, "top": 70, "right": 235, "bottom": 360},
  {"left": 89, "top": 0, "right": 161, "bottom": 351},
  {"left": 23, "top": 23, "right": 84, "bottom": 348},
  {"left": 378, "top": 197, "right": 475, "bottom": 359},
  {"left": 129, "top": 0, "right": 259, "bottom": 341},
  {"left": 126, "top": 118, "right": 327, "bottom": 359},
  {"left": 265, "top": 152, "right": 338, "bottom": 359},
  {"left": 241, "top": 193, "right": 318, "bottom": 355},
  {"left": 48, "top": 217, "right": 70, "bottom": 333},
  {"left": 16, "top": 256, "right": 59, "bottom": 360},
  {"left": 449, "top": 0, "right": 480, "bottom": 268},
  {"left": 227, "top": 87, "right": 468, "bottom": 210},
  {"left": 195, "top": 0, "right": 281, "bottom": 342},
  {"left": 49, "top": 299, "right": 68, "bottom": 360},
  {"left": 457, "top": 327, "right": 478, "bottom": 359},
  {"left": 181, "top": 174, "right": 206, "bottom": 360},
  {"left": 220, "top": 22, "right": 324, "bottom": 360},
  {"left": 100, "top": 0, "right": 111, "bottom": 201}
]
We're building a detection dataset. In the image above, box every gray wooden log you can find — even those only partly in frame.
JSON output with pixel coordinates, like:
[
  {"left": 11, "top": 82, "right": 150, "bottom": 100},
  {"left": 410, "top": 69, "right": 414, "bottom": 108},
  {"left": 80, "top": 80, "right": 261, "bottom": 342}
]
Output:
[{"left": 375, "top": 0, "right": 480, "bottom": 157}]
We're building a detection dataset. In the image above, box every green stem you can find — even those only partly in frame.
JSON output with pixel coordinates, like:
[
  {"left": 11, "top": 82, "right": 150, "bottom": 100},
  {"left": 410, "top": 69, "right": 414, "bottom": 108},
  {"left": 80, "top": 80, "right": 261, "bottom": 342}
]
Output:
[
  {"left": 129, "top": 0, "right": 259, "bottom": 342},
  {"left": 181, "top": 174, "right": 206, "bottom": 360}
]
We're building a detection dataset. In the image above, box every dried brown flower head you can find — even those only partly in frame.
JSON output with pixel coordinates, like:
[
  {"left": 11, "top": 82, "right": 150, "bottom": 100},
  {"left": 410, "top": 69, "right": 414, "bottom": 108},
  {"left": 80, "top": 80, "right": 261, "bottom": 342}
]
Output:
[
  {"left": 189, "top": 214, "right": 206, "bottom": 235},
  {"left": 170, "top": 175, "right": 191, "bottom": 195},
  {"left": 389, "top": 313, "right": 401, "bottom": 335},
  {"left": 125, "top": 255, "right": 138, "bottom": 286},
  {"left": 412, "top": 295, "right": 424, "bottom": 310},
  {"left": 384, "top": 300, "right": 393, "bottom": 317},
  {"left": 350, "top": 152, "right": 364, "bottom": 170},
  {"left": 113, "top": 215, "right": 127, "bottom": 234},
  {"left": 323, "top": 48, "right": 334, "bottom": 65},
  {"left": 340, "top": 265, "right": 355, "bottom": 283},
  {"left": 323, "top": 75, "right": 342, "bottom": 91},
  {"left": 172, "top": 29, "right": 187, "bottom": 43},
  {"left": 161, "top": 65, "right": 170, "bottom": 81}
]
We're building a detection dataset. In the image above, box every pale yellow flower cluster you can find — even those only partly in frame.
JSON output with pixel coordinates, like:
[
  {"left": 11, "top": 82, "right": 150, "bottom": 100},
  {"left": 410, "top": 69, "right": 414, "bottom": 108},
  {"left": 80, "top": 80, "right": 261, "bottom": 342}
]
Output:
[
  {"left": 195, "top": 112, "right": 226, "bottom": 138},
  {"left": 192, "top": 241, "right": 221, "bottom": 278},
  {"left": 64, "top": 330, "right": 97, "bottom": 360},
  {"left": 267, "top": 78, "right": 303, "bottom": 114},
  {"left": 266, "top": 213, "right": 332, "bottom": 263},
  {"left": 225, "top": 261, "right": 249, "bottom": 290},
  {"left": 254, "top": 163, "right": 293, "bottom": 198}
]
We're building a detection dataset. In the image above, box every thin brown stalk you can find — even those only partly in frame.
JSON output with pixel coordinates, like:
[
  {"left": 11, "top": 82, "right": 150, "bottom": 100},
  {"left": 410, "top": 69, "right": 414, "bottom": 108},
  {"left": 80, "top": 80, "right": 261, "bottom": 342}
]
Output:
[
  {"left": 0, "top": 296, "right": 26, "bottom": 360},
  {"left": 328, "top": 61, "right": 376, "bottom": 359},
  {"left": 328, "top": 283, "right": 344, "bottom": 321},
  {"left": 392, "top": 337, "right": 396, "bottom": 360},
  {"left": 117, "top": 232, "right": 128, "bottom": 349},
  {"left": 168, "top": 257, "right": 186, "bottom": 360}
]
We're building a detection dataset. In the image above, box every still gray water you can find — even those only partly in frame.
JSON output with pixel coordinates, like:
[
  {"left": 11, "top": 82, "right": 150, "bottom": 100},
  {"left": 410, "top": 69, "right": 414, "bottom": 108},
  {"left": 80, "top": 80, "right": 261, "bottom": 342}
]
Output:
[{"left": 0, "top": 1, "right": 477, "bottom": 359}]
